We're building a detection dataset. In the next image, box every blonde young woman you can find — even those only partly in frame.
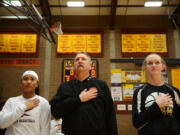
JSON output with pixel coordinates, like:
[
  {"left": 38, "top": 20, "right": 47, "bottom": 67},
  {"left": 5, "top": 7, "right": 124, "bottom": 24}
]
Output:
[
  {"left": 0, "top": 70, "right": 51, "bottom": 135},
  {"left": 132, "top": 54, "right": 180, "bottom": 135}
]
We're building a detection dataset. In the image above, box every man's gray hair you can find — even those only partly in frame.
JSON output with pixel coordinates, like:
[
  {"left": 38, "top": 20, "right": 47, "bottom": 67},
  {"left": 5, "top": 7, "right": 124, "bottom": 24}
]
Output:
[{"left": 75, "top": 52, "right": 92, "bottom": 64}]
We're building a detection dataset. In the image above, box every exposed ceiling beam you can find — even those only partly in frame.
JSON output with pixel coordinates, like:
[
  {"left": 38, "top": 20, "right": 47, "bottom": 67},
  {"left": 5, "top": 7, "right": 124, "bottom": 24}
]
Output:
[
  {"left": 172, "top": 3, "right": 180, "bottom": 17},
  {"left": 0, "top": 4, "right": 177, "bottom": 8},
  {"left": 170, "top": 3, "right": 180, "bottom": 29},
  {"left": 28, "top": 4, "right": 177, "bottom": 8},
  {"left": 38, "top": 0, "right": 56, "bottom": 43},
  {"left": 109, "top": 0, "right": 117, "bottom": 30},
  {"left": 1, "top": 4, "right": 176, "bottom": 8},
  {"left": 38, "top": 0, "right": 51, "bottom": 25}
]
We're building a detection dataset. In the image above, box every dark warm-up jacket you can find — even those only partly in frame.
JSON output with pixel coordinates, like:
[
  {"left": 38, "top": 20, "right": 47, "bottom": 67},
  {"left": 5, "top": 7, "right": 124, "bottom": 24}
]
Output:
[
  {"left": 50, "top": 77, "right": 118, "bottom": 135},
  {"left": 132, "top": 83, "right": 180, "bottom": 135}
]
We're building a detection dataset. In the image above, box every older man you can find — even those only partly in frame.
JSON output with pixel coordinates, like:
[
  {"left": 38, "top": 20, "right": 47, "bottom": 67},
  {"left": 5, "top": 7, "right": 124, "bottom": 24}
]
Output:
[{"left": 50, "top": 52, "right": 118, "bottom": 135}]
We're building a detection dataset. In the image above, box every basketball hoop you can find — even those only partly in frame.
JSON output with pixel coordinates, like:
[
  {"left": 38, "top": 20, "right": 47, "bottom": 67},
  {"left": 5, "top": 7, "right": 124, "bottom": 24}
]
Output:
[{"left": 50, "top": 21, "right": 63, "bottom": 35}]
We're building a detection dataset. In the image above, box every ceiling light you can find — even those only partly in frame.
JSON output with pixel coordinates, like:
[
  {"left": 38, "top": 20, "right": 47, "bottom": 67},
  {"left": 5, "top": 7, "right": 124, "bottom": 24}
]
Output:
[
  {"left": 3, "top": 0, "right": 22, "bottom": 7},
  {"left": 144, "top": 1, "right": 162, "bottom": 7},
  {"left": 67, "top": 1, "right": 85, "bottom": 7}
]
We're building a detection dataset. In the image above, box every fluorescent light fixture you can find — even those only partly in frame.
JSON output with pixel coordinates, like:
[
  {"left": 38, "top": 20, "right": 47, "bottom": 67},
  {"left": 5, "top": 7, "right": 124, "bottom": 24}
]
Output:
[
  {"left": 144, "top": 1, "right": 162, "bottom": 7},
  {"left": 0, "top": 16, "right": 28, "bottom": 19},
  {"left": 11, "top": 0, "right": 21, "bottom": 6},
  {"left": 67, "top": 1, "right": 85, "bottom": 7},
  {"left": 3, "top": 0, "right": 22, "bottom": 7}
]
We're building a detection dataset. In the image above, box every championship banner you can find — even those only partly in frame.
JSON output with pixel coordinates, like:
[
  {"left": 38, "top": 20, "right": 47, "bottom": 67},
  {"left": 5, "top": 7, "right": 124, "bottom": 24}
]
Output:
[
  {"left": 57, "top": 35, "right": 72, "bottom": 53},
  {"left": 122, "top": 33, "right": 167, "bottom": 54},
  {"left": 136, "top": 34, "right": 151, "bottom": 52},
  {"left": 0, "top": 34, "right": 37, "bottom": 53},
  {"left": 57, "top": 34, "right": 101, "bottom": 54},
  {"left": 151, "top": 34, "right": 167, "bottom": 52},
  {"left": 86, "top": 34, "right": 101, "bottom": 53},
  {"left": 72, "top": 35, "right": 86, "bottom": 52},
  {"left": 121, "top": 34, "right": 137, "bottom": 53}
]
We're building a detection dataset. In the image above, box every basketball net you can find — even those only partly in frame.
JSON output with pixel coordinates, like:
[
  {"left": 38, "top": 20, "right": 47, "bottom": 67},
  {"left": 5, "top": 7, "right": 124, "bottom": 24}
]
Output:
[{"left": 50, "top": 21, "right": 63, "bottom": 35}]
